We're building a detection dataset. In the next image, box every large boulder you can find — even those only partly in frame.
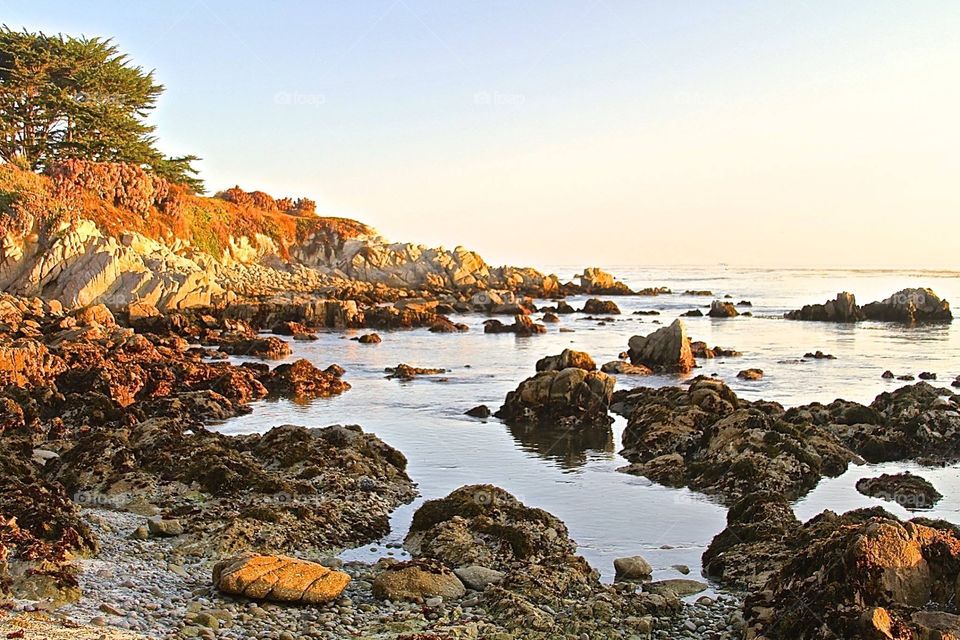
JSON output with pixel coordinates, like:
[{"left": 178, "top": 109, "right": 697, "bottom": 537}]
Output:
[
  {"left": 495, "top": 367, "right": 615, "bottom": 428},
  {"left": 627, "top": 319, "right": 695, "bottom": 374},
  {"left": 785, "top": 292, "right": 863, "bottom": 322},
  {"left": 260, "top": 359, "right": 351, "bottom": 399},
  {"left": 862, "top": 287, "right": 953, "bottom": 323},
  {"left": 581, "top": 298, "right": 621, "bottom": 315},
  {"left": 213, "top": 553, "right": 350, "bottom": 604}
]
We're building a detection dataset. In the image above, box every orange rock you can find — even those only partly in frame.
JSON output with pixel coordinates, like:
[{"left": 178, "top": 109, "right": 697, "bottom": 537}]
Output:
[{"left": 213, "top": 553, "right": 349, "bottom": 604}]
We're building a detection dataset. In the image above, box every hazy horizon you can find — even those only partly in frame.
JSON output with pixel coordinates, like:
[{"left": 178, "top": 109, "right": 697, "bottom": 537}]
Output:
[{"left": 7, "top": 1, "right": 960, "bottom": 269}]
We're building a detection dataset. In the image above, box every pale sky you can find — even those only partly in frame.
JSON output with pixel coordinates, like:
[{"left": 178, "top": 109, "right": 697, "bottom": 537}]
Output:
[{"left": 6, "top": 1, "right": 960, "bottom": 268}]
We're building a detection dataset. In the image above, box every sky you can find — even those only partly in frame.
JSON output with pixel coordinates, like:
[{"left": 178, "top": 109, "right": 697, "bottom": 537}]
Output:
[{"left": 4, "top": 1, "right": 960, "bottom": 269}]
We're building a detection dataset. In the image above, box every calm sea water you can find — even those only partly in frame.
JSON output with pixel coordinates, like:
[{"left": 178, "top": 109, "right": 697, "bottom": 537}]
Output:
[{"left": 217, "top": 266, "right": 960, "bottom": 586}]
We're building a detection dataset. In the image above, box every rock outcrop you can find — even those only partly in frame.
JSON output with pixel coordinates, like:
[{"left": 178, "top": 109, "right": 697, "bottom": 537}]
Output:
[
  {"left": 626, "top": 319, "right": 695, "bottom": 374},
  {"left": 785, "top": 292, "right": 863, "bottom": 322},
  {"left": 575, "top": 268, "right": 633, "bottom": 295},
  {"left": 616, "top": 378, "right": 858, "bottom": 503},
  {"left": 401, "top": 485, "right": 678, "bottom": 636},
  {"left": 787, "top": 289, "right": 952, "bottom": 324},
  {"left": 862, "top": 287, "right": 953, "bottom": 323}
]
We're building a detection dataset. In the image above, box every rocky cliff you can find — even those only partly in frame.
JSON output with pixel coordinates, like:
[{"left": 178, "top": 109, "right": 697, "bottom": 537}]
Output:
[{"left": 0, "top": 162, "right": 559, "bottom": 311}]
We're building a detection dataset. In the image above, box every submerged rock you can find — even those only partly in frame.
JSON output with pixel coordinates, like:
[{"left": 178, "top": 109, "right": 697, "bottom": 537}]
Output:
[
  {"left": 855, "top": 472, "right": 942, "bottom": 510},
  {"left": 384, "top": 363, "right": 447, "bottom": 380},
  {"left": 627, "top": 319, "right": 696, "bottom": 374},
  {"left": 464, "top": 404, "right": 492, "bottom": 419}
]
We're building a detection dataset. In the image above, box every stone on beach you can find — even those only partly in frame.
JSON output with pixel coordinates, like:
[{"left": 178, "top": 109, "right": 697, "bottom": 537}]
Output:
[
  {"left": 213, "top": 553, "right": 350, "bottom": 604},
  {"left": 372, "top": 559, "right": 465, "bottom": 601},
  {"left": 614, "top": 556, "right": 652, "bottom": 580}
]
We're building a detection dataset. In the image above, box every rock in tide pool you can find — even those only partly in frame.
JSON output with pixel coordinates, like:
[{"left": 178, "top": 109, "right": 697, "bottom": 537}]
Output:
[
  {"left": 614, "top": 556, "right": 652, "bottom": 580},
  {"left": 260, "top": 358, "right": 350, "bottom": 399},
  {"left": 737, "top": 368, "right": 764, "bottom": 381},
  {"left": 707, "top": 300, "right": 739, "bottom": 318},
  {"left": 213, "top": 553, "right": 350, "bottom": 604},
  {"left": 372, "top": 559, "right": 465, "bottom": 601},
  {"left": 855, "top": 472, "right": 942, "bottom": 510},
  {"left": 483, "top": 314, "right": 546, "bottom": 336},
  {"left": 581, "top": 298, "right": 621, "bottom": 315},
  {"left": 464, "top": 404, "right": 491, "bottom": 419},
  {"left": 626, "top": 319, "right": 695, "bottom": 374},
  {"left": 601, "top": 360, "right": 653, "bottom": 375},
  {"left": 495, "top": 366, "right": 615, "bottom": 428},
  {"left": 357, "top": 332, "right": 381, "bottom": 344}
]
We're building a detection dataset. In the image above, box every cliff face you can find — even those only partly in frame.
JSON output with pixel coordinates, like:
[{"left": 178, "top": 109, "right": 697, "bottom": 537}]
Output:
[{"left": 0, "top": 162, "right": 557, "bottom": 310}]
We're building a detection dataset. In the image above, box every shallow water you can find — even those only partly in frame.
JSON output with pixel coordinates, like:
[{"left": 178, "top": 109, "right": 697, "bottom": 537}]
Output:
[{"left": 216, "top": 266, "right": 960, "bottom": 585}]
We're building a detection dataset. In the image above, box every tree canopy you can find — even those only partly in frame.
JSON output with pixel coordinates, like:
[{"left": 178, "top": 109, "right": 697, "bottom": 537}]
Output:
[{"left": 0, "top": 26, "right": 202, "bottom": 191}]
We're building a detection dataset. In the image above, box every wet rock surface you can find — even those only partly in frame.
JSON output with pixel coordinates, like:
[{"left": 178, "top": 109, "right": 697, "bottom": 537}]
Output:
[
  {"left": 615, "top": 378, "right": 857, "bottom": 503},
  {"left": 855, "top": 472, "right": 943, "bottom": 510}
]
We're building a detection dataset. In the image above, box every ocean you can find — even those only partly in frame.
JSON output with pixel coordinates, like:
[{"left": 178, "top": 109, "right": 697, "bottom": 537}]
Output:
[{"left": 215, "top": 266, "right": 960, "bottom": 588}]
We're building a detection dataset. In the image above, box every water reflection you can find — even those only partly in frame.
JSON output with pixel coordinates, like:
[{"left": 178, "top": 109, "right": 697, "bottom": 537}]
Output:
[{"left": 505, "top": 421, "right": 614, "bottom": 470}]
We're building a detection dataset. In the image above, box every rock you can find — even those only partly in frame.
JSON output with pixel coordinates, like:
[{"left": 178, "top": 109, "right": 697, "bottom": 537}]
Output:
[
  {"left": 357, "top": 333, "right": 381, "bottom": 344},
  {"left": 737, "top": 368, "right": 763, "bottom": 381},
  {"left": 577, "top": 268, "right": 633, "bottom": 295},
  {"left": 614, "top": 556, "right": 652, "bottom": 580},
  {"left": 535, "top": 349, "right": 596, "bottom": 372},
  {"left": 785, "top": 292, "right": 864, "bottom": 322},
  {"left": 855, "top": 472, "right": 942, "bottom": 510},
  {"left": 743, "top": 512, "right": 960, "bottom": 639},
  {"left": 218, "top": 336, "right": 291, "bottom": 359},
  {"left": 803, "top": 350, "right": 836, "bottom": 360},
  {"left": 626, "top": 319, "right": 695, "bottom": 374},
  {"left": 601, "top": 361, "right": 653, "bottom": 375},
  {"left": 260, "top": 359, "right": 350, "bottom": 399},
  {"left": 464, "top": 405, "right": 491, "bottom": 419},
  {"left": 73, "top": 304, "right": 116, "bottom": 326},
  {"left": 785, "top": 382, "right": 960, "bottom": 464},
  {"left": 483, "top": 315, "right": 547, "bottom": 336},
  {"left": 862, "top": 287, "right": 952, "bottom": 323},
  {"left": 453, "top": 566, "right": 506, "bottom": 591},
  {"left": 617, "top": 378, "right": 858, "bottom": 502},
  {"left": 147, "top": 517, "right": 184, "bottom": 537},
  {"left": 541, "top": 312, "right": 559, "bottom": 323},
  {"left": 384, "top": 364, "right": 446, "bottom": 380},
  {"left": 213, "top": 553, "right": 350, "bottom": 604},
  {"left": 581, "top": 299, "right": 621, "bottom": 315},
  {"left": 919, "top": 371, "right": 937, "bottom": 380},
  {"left": 882, "top": 370, "right": 895, "bottom": 379},
  {"left": 682, "top": 309, "right": 703, "bottom": 317},
  {"left": 372, "top": 559, "right": 465, "bottom": 601},
  {"left": 707, "top": 301, "right": 738, "bottom": 318},
  {"left": 495, "top": 366, "right": 615, "bottom": 428},
  {"left": 130, "top": 525, "right": 149, "bottom": 540},
  {"left": 644, "top": 579, "right": 707, "bottom": 597}
]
